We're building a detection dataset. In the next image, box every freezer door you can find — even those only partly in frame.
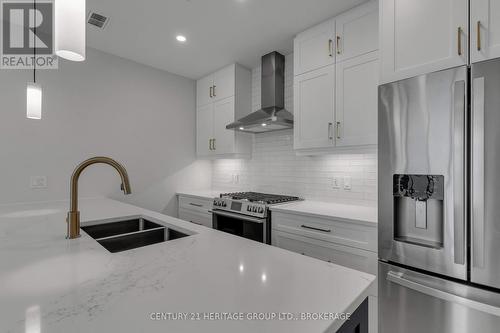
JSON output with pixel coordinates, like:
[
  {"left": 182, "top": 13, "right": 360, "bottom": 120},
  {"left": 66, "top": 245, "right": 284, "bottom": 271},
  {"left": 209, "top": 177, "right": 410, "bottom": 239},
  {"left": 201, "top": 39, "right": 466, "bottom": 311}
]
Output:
[
  {"left": 471, "top": 59, "right": 500, "bottom": 289},
  {"left": 379, "top": 262, "right": 500, "bottom": 333},
  {"left": 378, "top": 66, "right": 467, "bottom": 279}
]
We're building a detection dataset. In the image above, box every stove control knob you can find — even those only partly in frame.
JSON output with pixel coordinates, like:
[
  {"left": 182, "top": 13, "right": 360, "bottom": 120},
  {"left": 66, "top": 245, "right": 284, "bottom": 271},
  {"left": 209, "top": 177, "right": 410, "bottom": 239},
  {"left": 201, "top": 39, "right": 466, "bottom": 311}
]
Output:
[
  {"left": 247, "top": 206, "right": 251, "bottom": 211},
  {"left": 253, "top": 206, "right": 258, "bottom": 212},
  {"left": 222, "top": 201, "right": 227, "bottom": 207},
  {"left": 258, "top": 207, "right": 264, "bottom": 213}
]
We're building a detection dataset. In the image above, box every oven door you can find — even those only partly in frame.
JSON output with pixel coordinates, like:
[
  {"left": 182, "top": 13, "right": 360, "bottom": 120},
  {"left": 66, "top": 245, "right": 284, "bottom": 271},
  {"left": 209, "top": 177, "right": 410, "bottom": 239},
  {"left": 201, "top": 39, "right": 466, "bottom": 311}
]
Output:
[{"left": 212, "top": 210, "right": 268, "bottom": 243}]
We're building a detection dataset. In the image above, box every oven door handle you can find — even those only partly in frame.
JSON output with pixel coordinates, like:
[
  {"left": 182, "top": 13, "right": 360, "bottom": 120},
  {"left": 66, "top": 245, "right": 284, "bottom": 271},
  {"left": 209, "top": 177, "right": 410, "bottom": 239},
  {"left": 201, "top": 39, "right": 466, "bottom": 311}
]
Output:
[{"left": 213, "top": 210, "right": 265, "bottom": 224}]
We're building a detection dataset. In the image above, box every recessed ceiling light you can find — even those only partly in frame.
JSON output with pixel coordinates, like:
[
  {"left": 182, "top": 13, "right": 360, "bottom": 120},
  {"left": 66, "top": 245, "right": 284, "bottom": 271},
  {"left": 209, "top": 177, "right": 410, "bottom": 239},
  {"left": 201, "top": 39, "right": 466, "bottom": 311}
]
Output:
[
  {"left": 176, "top": 35, "right": 187, "bottom": 43},
  {"left": 239, "top": 127, "right": 244, "bottom": 130},
  {"left": 261, "top": 123, "right": 267, "bottom": 127}
]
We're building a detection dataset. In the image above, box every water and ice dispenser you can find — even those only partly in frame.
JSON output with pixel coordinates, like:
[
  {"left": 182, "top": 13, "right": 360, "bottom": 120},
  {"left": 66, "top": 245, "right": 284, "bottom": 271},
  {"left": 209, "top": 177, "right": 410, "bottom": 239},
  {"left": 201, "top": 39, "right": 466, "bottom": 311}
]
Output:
[{"left": 393, "top": 175, "right": 444, "bottom": 249}]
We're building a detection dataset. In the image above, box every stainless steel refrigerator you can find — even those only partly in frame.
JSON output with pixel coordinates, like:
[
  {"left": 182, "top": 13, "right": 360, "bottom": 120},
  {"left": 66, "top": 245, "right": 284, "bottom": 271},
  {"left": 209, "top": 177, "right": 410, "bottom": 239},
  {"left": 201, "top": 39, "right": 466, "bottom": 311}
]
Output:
[{"left": 378, "top": 58, "right": 500, "bottom": 332}]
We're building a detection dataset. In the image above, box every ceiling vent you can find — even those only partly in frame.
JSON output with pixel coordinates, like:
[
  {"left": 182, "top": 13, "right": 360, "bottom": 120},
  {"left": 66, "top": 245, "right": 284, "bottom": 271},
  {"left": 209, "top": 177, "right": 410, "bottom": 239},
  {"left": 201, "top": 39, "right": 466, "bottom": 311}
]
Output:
[{"left": 87, "top": 12, "right": 109, "bottom": 29}]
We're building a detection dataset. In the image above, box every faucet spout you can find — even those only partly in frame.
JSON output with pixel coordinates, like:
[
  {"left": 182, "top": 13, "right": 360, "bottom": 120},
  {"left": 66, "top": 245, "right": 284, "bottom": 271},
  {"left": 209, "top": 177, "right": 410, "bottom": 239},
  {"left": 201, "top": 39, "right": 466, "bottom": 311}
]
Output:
[{"left": 67, "top": 157, "right": 132, "bottom": 239}]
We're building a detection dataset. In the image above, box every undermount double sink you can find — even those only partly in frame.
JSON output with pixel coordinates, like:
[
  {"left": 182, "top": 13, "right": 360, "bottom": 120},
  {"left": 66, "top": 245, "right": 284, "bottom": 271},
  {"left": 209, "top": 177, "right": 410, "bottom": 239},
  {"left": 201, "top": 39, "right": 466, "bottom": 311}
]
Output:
[{"left": 81, "top": 217, "right": 192, "bottom": 253}]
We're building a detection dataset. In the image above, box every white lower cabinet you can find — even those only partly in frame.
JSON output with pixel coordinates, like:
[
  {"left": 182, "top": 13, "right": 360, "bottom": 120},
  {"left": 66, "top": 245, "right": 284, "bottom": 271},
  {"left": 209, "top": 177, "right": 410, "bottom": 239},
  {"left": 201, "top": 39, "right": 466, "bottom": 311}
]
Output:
[
  {"left": 272, "top": 230, "right": 377, "bottom": 275},
  {"left": 177, "top": 195, "right": 213, "bottom": 228},
  {"left": 271, "top": 211, "right": 378, "bottom": 332}
]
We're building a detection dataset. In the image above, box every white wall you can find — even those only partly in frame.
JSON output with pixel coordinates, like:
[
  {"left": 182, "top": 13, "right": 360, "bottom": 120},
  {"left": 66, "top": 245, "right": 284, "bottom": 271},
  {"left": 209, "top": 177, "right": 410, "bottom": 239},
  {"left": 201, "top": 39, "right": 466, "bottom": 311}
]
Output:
[
  {"left": 0, "top": 48, "right": 211, "bottom": 215},
  {"left": 212, "top": 54, "right": 377, "bottom": 204}
]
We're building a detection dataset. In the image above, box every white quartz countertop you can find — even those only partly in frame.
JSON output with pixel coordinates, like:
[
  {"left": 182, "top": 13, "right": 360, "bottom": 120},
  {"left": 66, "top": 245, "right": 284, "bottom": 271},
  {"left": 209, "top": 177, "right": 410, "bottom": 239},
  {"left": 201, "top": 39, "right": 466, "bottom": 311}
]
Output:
[
  {"left": 0, "top": 198, "right": 374, "bottom": 333},
  {"left": 177, "top": 189, "right": 227, "bottom": 200},
  {"left": 270, "top": 201, "right": 378, "bottom": 225}
]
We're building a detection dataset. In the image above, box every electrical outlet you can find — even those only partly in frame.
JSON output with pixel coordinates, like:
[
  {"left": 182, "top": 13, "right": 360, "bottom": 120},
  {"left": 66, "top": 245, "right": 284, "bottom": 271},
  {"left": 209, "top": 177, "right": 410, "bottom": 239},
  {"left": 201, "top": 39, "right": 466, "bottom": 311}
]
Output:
[
  {"left": 343, "top": 176, "right": 352, "bottom": 191},
  {"left": 231, "top": 174, "right": 240, "bottom": 184},
  {"left": 331, "top": 176, "right": 342, "bottom": 189},
  {"left": 30, "top": 176, "right": 47, "bottom": 189}
]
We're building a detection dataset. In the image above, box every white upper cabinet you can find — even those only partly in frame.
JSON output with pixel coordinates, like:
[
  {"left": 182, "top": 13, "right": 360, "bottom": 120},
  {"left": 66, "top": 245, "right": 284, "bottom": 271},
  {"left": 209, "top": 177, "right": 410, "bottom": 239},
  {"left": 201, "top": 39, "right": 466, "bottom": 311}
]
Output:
[
  {"left": 196, "top": 103, "right": 214, "bottom": 157},
  {"left": 293, "top": 1, "right": 379, "bottom": 152},
  {"left": 471, "top": 0, "right": 500, "bottom": 63},
  {"left": 336, "top": 51, "right": 379, "bottom": 147},
  {"left": 196, "top": 75, "right": 214, "bottom": 107},
  {"left": 294, "top": 19, "right": 336, "bottom": 76},
  {"left": 335, "top": 0, "right": 379, "bottom": 62},
  {"left": 196, "top": 64, "right": 252, "bottom": 158},
  {"left": 294, "top": 65, "right": 335, "bottom": 150},
  {"left": 380, "top": 0, "right": 468, "bottom": 84},
  {"left": 213, "top": 96, "right": 236, "bottom": 154},
  {"left": 196, "top": 64, "right": 237, "bottom": 107},
  {"left": 213, "top": 65, "right": 236, "bottom": 102}
]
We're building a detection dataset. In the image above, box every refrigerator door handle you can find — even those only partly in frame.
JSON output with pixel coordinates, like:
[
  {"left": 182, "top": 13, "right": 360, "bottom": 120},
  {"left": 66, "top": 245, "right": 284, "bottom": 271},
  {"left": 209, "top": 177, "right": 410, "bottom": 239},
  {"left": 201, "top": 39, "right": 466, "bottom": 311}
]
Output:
[
  {"left": 387, "top": 270, "right": 500, "bottom": 317},
  {"left": 472, "top": 77, "right": 485, "bottom": 269},
  {"left": 453, "top": 80, "right": 466, "bottom": 265}
]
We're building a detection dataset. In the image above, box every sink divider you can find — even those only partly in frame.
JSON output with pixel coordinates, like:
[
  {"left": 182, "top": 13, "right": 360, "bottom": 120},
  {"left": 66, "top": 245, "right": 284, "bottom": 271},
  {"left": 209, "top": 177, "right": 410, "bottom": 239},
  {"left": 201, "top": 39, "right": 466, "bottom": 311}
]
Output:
[{"left": 94, "top": 226, "right": 166, "bottom": 242}]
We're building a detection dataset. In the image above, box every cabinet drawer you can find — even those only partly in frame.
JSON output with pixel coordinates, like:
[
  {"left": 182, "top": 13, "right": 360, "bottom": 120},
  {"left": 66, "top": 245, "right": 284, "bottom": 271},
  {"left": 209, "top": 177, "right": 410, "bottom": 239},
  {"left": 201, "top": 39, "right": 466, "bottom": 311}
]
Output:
[
  {"left": 272, "top": 230, "right": 377, "bottom": 275},
  {"left": 272, "top": 211, "right": 377, "bottom": 252},
  {"left": 179, "top": 208, "right": 212, "bottom": 228},
  {"left": 178, "top": 196, "right": 213, "bottom": 214}
]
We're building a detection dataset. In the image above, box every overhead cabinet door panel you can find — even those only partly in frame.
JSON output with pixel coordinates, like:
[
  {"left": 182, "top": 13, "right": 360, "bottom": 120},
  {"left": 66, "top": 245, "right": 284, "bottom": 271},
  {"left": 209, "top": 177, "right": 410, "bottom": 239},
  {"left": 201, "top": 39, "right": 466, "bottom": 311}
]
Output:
[
  {"left": 471, "top": 0, "right": 500, "bottom": 63},
  {"left": 380, "top": 0, "right": 468, "bottom": 83},
  {"left": 213, "top": 65, "right": 235, "bottom": 102},
  {"left": 293, "top": 65, "right": 335, "bottom": 150},
  {"left": 336, "top": 51, "right": 379, "bottom": 147},
  {"left": 196, "top": 75, "right": 214, "bottom": 107},
  {"left": 335, "top": 0, "right": 379, "bottom": 62},
  {"left": 213, "top": 96, "right": 236, "bottom": 155},
  {"left": 294, "top": 19, "right": 335, "bottom": 75},
  {"left": 196, "top": 104, "right": 214, "bottom": 157}
]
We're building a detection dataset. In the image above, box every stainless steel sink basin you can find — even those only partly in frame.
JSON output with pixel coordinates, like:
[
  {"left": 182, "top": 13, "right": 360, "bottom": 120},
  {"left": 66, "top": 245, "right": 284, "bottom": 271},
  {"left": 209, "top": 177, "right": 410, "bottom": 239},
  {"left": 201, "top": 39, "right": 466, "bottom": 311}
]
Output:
[{"left": 81, "top": 217, "right": 192, "bottom": 253}]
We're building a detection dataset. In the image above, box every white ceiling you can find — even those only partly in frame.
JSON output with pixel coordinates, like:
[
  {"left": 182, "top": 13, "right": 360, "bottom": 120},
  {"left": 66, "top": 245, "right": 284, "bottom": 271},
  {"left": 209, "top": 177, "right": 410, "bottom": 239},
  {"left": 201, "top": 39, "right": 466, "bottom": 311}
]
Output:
[{"left": 87, "top": 0, "right": 367, "bottom": 79}]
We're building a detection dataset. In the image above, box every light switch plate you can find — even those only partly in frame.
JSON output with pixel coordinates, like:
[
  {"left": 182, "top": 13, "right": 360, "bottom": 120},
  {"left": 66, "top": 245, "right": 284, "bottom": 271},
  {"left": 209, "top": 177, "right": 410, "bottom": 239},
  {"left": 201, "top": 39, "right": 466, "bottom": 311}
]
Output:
[
  {"left": 343, "top": 176, "right": 352, "bottom": 191},
  {"left": 30, "top": 176, "right": 47, "bottom": 189}
]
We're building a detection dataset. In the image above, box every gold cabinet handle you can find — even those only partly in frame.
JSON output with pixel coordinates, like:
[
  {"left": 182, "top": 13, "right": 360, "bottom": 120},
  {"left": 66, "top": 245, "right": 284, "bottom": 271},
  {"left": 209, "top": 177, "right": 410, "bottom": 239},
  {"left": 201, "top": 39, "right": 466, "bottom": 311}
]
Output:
[
  {"left": 328, "top": 122, "right": 333, "bottom": 140},
  {"left": 328, "top": 39, "right": 333, "bottom": 57},
  {"left": 336, "top": 36, "right": 341, "bottom": 55},
  {"left": 209, "top": 86, "right": 213, "bottom": 98},
  {"left": 213, "top": 85, "right": 216, "bottom": 97},
  {"left": 208, "top": 139, "right": 212, "bottom": 151},
  {"left": 457, "top": 27, "right": 463, "bottom": 56},
  {"left": 336, "top": 121, "right": 341, "bottom": 139},
  {"left": 477, "top": 21, "right": 482, "bottom": 51},
  {"left": 213, "top": 138, "right": 216, "bottom": 150}
]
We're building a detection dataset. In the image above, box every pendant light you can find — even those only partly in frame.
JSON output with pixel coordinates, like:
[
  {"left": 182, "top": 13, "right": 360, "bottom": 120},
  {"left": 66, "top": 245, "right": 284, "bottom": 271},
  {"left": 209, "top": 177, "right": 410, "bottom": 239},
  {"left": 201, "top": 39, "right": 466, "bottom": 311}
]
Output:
[
  {"left": 55, "top": 0, "right": 86, "bottom": 61},
  {"left": 27, "top": 0, "right": 41, "bottom": 120}
]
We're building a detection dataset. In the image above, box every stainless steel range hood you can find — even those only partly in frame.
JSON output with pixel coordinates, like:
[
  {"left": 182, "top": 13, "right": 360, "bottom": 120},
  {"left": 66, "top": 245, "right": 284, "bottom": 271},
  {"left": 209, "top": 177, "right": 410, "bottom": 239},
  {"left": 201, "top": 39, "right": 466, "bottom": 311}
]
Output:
[{"left": 226, "top": 51, "right": 293, "bottom": 133}]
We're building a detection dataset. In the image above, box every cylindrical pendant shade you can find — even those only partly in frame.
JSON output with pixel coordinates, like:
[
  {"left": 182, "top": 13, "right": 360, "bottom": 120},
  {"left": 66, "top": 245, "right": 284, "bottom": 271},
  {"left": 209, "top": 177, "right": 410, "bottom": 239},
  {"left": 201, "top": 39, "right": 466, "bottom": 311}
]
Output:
[
  {"left": 55, "top": 0, "right": 86, "bottom": 61},
  {"left": 27, "top": 83, "right": 42, "bottom": 120}
]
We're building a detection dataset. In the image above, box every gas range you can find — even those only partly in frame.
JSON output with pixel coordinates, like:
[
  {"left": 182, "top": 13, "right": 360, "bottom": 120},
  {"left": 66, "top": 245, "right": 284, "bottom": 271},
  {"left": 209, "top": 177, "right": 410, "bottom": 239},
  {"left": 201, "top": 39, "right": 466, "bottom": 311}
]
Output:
[{"left": 212, "top": 192, "right": 301, "bottom": 218}]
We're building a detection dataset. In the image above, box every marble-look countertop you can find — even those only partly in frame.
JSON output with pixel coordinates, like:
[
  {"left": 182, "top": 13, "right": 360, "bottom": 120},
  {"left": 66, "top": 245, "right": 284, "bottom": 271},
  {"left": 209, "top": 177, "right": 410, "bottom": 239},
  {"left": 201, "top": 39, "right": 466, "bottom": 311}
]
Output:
[
  {"left": 0, "top": 198, "right": 374, "bottom": 333},
  {"left": 270, "top": 201, "right": 378, "bottom": 226},
  {"left": 176, "top": 189, "right": 222, "bottom": 201}
]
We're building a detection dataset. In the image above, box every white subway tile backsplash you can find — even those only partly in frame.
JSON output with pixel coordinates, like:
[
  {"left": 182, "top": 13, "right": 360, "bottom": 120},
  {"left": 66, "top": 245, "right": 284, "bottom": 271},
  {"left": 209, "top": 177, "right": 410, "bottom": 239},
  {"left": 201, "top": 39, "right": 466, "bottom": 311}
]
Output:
[{"left": 212, "top": 53, "right": 377, "bottom": 205}]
